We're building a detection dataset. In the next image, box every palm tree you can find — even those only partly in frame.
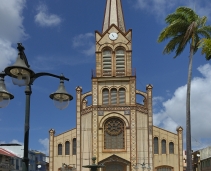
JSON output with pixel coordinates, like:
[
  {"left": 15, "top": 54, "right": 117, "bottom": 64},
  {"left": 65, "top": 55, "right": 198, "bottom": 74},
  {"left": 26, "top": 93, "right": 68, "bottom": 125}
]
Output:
[
  {"left": 157, "top": 7, "right": 211, "bottom": 171},
  {"left": 201, "top": 38, "right": 211, "bottom": 60}
]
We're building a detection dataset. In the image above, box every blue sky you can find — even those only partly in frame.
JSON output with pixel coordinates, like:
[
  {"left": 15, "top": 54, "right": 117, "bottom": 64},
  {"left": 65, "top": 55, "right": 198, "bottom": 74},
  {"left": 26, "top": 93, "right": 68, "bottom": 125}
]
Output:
[{"left": 0, "top": 0, "right": 211, "bottom": 155}]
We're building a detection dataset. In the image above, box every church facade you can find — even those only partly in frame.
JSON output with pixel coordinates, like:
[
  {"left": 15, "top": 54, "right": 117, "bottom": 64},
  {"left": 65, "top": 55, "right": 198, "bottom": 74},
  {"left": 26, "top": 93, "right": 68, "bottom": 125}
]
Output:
[{"left": 49, "top": 0, "right": 183, "bottom": 171}]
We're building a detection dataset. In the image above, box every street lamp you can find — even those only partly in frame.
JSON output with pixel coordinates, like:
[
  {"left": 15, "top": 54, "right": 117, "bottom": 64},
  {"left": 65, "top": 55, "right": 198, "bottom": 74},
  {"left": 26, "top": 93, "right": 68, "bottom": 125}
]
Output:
[
  {"left": 140, "top": 163, "right": 151, "bottom": 171},
  {"left": 62, "top": 163, "right": 76, "bottom": 171},
  {"left": 0, "top": 43, "right": 73, "bottom": 171},
  {"left": 0, "top": 73, "right": 14, "bottom": 108}
]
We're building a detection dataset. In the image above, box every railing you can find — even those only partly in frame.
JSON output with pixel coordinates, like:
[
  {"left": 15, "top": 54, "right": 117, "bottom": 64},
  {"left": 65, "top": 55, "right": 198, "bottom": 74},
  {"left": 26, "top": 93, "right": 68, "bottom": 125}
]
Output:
[
  {"left": 0, "top": 162, "right": 14, "bottom": 169},
  {"left": 92, "top": 68, "right": 136, "bottom": 78}
]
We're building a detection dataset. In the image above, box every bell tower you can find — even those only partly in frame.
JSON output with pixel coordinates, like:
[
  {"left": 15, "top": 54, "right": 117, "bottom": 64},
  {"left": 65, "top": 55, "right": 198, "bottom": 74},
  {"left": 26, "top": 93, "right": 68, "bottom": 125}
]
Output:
[
  {"left": 90, "top": 0, "right": 149, "bottom": 170},
  {"left": 94, "top": 0, "right": 133, "bottom": 78}
]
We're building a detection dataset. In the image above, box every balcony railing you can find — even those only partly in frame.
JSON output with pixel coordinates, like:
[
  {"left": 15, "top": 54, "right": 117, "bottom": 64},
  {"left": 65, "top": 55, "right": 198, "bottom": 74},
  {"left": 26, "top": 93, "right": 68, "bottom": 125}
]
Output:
[{"left": 92, "top": 68, "right": 136, "bottom": 78}]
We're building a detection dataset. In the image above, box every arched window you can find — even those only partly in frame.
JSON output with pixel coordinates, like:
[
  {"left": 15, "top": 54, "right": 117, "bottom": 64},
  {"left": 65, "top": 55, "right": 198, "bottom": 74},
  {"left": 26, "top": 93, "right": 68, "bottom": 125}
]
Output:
[
  {"left": 110, "top": 88, "right": 117, "bottom": 104},
  {"left": 104, "top": 118, "right": 124, "bottom": 149},
  {"left": 154, "top": 137, "right": 158, "bottom": 154},
  {"left": 119, "top": 88, "right": 125, "bottom": 104},
  {"left": 102, "top": 50, "right": 112, "bottom": 76},
  {"left": 102, "top": 88, "right": 109, "bottom": 105},
  {"left": 116, "top": 49, "right": 125, "bottom": 76},
  {"left": 58, "top": 144, "right": 62, "bottom": 155},
  {"left": 169, "top": 142, "right": 174, "bottom": 154},
  {"left": 72, "top": 138, "right": 76, "bottom": 155},
  {"left": 161, "top": 139, "right": 166, "bottom": 154},
  {"left": 65, "top": 141, "right": 70, "bottom": 155}
]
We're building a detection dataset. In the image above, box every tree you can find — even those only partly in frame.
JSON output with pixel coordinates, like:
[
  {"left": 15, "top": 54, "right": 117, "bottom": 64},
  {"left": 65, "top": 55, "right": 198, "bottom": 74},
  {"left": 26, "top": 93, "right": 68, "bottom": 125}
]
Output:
[
  {"left": 201, "top": 38, "right": 211, "bottom": 60},
  {"left": 157, "top": 7, "right": 211, "bottom": 171}
]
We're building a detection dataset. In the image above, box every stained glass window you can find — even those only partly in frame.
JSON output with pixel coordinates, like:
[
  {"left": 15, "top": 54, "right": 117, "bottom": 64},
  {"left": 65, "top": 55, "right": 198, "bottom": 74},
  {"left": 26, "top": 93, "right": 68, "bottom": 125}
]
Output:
[{"left": 104, "top": 118, "right": 124, "bottom": 149}]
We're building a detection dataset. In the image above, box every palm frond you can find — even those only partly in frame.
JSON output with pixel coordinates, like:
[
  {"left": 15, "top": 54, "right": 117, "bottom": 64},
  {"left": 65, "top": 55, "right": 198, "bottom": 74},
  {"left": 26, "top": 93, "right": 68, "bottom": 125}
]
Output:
[
  {"left": 165, "top": 13, "right": 187, "bottom": 24},
  {"left": 201, "top": 38, "right": 211, "bottom": 60},
  {"left": 163, "top": 34, "right": 185, "bottom": 55},
  {"left": 158, "top": 6, "right": 211, "bottom": 59},
  {"left": 158, "top": 21, "right": 188, "bottom": 42},
  {"left": 197, "top": 30, "right": 211, "bottom": 39},
  {"left": 175, "top": 40, "right": 187, "bottom": 58},
  {"left": 198, "top": 16, "right": 207, "bottom": 27},
  {"left": 199, "top": 26, "right": 211, "bottom": 35},
  {"left": 176, "top": 7, "right": 198, "bottom": 22}
]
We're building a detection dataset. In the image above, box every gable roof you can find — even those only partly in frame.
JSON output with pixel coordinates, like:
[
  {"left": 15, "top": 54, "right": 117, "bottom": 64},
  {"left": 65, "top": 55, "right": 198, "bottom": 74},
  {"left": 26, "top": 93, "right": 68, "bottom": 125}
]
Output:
[
  {"left": 98, "top": 154, "right": 130, "bottom": 165},
  {"left": 0, "top": 148, "right": 18, "bottom": 157}
]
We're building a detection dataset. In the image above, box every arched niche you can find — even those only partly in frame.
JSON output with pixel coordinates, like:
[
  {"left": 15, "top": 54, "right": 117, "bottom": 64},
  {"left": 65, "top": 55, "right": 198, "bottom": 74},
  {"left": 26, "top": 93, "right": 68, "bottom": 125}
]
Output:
[{"left": 99, "top": 112, "right": 129, "bottom": 129}]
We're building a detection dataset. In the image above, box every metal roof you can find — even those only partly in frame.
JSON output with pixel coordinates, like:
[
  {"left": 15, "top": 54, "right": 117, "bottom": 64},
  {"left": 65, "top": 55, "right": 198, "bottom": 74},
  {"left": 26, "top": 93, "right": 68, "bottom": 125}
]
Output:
[{"left": 0, "top": 148, "right": 18, "bottom": 157}]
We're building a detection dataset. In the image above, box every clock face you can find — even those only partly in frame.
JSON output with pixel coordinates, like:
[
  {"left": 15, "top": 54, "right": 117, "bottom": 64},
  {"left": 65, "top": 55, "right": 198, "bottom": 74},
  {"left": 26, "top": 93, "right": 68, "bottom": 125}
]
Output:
[{"left": 109, "top": 32, "right": 118, "bottom": 40}]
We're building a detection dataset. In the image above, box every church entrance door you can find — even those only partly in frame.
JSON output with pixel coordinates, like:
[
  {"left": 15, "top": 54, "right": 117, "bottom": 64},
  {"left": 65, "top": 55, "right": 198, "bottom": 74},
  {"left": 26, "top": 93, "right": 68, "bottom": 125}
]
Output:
[{"left": 104, "top": 162, "right": 126, "bottom": 171}]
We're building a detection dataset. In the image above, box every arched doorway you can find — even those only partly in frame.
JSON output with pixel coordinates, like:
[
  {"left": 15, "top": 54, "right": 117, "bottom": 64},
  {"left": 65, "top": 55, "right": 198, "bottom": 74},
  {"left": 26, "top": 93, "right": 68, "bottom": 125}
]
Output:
[{"left": 99, "top": 155, "right": 130, "bottom": 171}]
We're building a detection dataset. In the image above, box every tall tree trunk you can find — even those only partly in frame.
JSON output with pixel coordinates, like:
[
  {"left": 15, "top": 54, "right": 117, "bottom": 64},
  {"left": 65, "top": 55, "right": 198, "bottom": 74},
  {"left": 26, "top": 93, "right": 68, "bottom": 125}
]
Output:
[{"left": 186, "top": 45, "right": 194, "bottom": 171}]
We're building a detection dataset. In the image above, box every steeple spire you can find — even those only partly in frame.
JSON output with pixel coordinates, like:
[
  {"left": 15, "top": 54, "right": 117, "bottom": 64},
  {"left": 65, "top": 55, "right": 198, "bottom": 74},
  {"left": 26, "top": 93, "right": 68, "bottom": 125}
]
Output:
[{"left": 102, "top": 0, "right": 126, "bottom": 33}]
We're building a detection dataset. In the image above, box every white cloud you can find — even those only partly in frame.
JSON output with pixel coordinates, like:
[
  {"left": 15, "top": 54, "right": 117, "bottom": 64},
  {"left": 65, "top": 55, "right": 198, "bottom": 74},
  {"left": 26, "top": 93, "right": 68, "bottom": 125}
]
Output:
[
  {"left": 0, "top": 40, "right": 17, "bottom": 71},
  {"left": 135, "top": 0, "right": 211, "bottom": 22},
  {"left": 154, "top": 63, "right": 211, "bottom": 148},
  {"left": 72, "top": 33, "right": 95, "bottom": 56},
  {"left": 35, "top": 4, "right": 61, "bottom": 27},
  {"left": 187, "top": 0, "right": 211, "bottom": 19},
  {"left": 10, "top": 139, "right": 23, "bottom": 145},
  {"left": 0, "top": 0, "right": 27, "bottom": 43},
  {"left": 0, "top": 0, "right": 26, "bottom": 71},
  {"left": 0, "top": 141, "right": 5, "bottom": 144},
  {"left": 153, "top": 96, "right": 164, "bottom": 105},
  {"left": 135, "top": 0, "right": 176, "bottom": 20},
  {"left": 39, "top": 138, "right": 49, "bottom": 155}
]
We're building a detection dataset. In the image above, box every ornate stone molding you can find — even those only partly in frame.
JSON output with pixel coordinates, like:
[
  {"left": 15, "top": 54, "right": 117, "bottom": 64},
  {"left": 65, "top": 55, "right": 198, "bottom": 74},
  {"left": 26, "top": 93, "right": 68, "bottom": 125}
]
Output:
[{"left": 81, "top": 105, "right": 148, "bottom": 115}]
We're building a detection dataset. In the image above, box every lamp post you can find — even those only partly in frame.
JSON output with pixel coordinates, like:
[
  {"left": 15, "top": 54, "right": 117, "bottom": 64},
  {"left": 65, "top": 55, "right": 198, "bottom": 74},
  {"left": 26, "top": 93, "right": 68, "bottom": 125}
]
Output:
[
  {"left": 0, "top": 43, "right": 73, "bottom": 171},
  {"left": 140, "top": 162, "right": 151, "bottom": 171}
]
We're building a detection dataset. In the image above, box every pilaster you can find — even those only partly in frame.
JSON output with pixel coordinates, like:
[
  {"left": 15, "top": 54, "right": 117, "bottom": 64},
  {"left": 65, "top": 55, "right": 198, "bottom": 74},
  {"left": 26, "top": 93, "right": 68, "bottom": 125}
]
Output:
[
  {"left": 146, "top": 84, "right": 153, "bottom": 168},
  {"left": 177, "top": 126, "right": 183, "bottom": 171},
  {"left": 76, "top": 86, "right": 82, "bottom": 171},
  {"left": 130, "top": 78, "right": 137, "bottom": 170},
  {"left": 49, "top": 129, "right": 55, "bottom": 171},
  {"left": 130, "top": 78, "right": 136, "bottom": 105},
  {"left": 130, "top": 109, "right": 137, "bottom": 171},
  {"left": 92, "top": 80, "right": 98, "bottom": 158}
]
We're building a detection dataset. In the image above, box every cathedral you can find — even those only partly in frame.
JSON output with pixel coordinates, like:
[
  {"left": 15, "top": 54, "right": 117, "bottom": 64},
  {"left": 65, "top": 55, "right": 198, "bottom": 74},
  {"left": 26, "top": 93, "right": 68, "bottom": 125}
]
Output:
[{"left": 49, "top": 0, "right": 183, "bottom": 171}]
